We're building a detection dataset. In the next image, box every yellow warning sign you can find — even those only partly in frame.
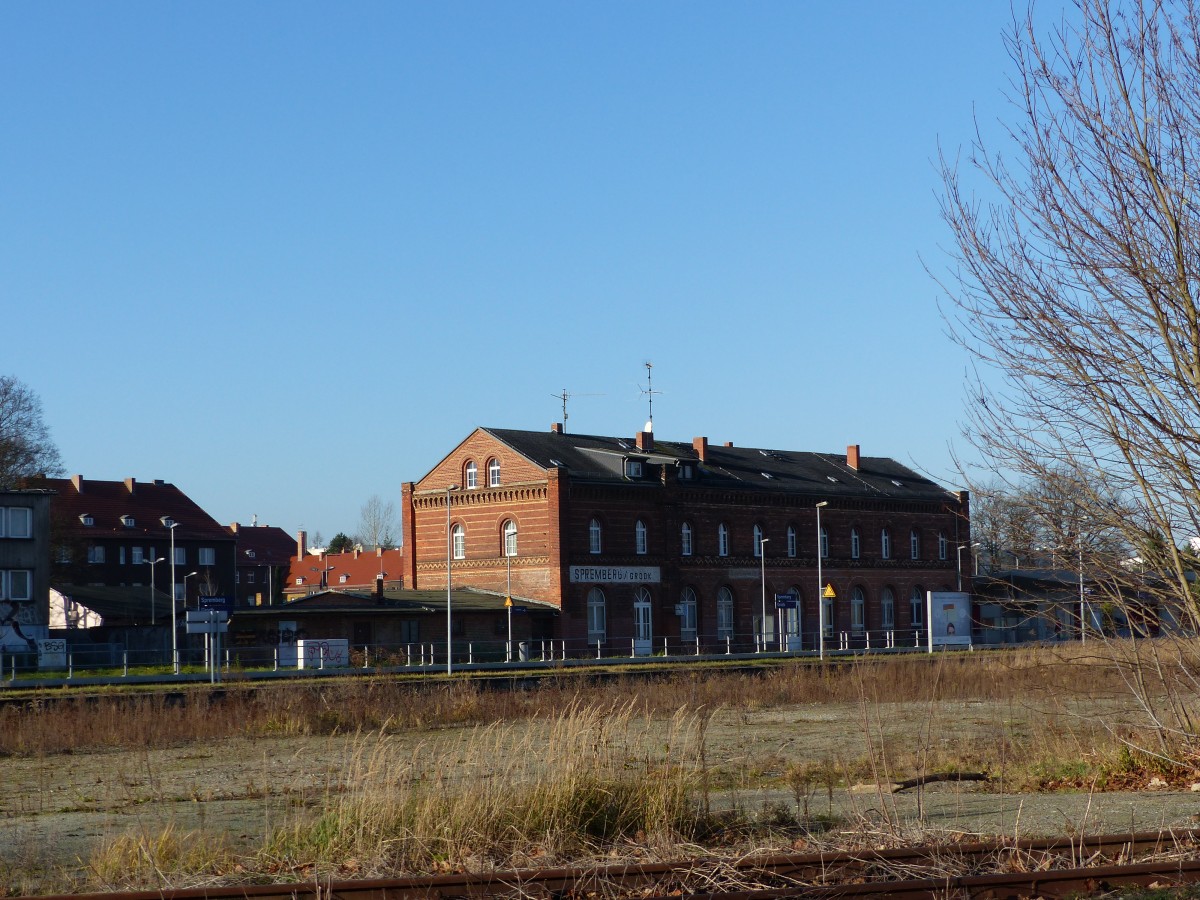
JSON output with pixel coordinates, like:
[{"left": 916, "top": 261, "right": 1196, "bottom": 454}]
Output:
[
  {"left": 822, "top": 583, "right": 837, "bottom": 599},
  {"left": 505, "top": 596, "right": 513, "bottom": 607}
]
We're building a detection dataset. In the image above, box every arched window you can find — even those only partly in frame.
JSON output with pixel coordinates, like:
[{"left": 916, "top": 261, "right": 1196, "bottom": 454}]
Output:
[
  {"left": 881, "top": 587, "right": 895, "bottom": 629},
  {"left": 718, "top": 523, "right": 730, "bottom": 557},
  {"left": 881, "top": 528, "right": 891, "bottom": 559},
  {"left": 681, "top": 522, "right": 693, "bottom": 557},
  {"left": 503, "top": 520, "right": 518, "bottom": 557},
  {"left": 938, "top": 532, "right": 948, "bottom": 560},
  {"left": 589, "top": 518, "right": 602, "bottom": 555},
  {"left": 451, "top": 524, "right": 465, "bottom": 560},
  {"left": 679, "top": 587, "right": 698, "bottom": 640},
  {"left": 851, "top": 587, "right": 866, "bottom": 632},
  {"left": 465, "top": 461, "right": 478, "bottom": 490},
  {"left": 635, "top": 519, "right": 648, "bottom": 555},
  {"left": 910, "top": 585, "right": 925, "bottom": 630},
  {"left": 487, "top": 457, "right": 501, "bottom": 487},
  {"left": 717, "top": 586, "right": 735, "bottom": 640},
  {"left": 820, "top": 526, "right": 829, "bottom": 559},
  {"left": 787, "top": 525, "right": 797, "bottom": 558},
  {"left": 851, "top": 527, "right": 860, "bottom": 559},
  {"left": 753, "top": 524, "right": 764, "bottom": 557},
  {"left": 587, "top": 587, "right": 606, "bottom": 642},
  {"left": 910, "top": 529, "right": 921, "bottom": 560}
]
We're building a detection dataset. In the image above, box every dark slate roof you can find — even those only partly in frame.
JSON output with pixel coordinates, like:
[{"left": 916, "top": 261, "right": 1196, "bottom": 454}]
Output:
[
  {"left": 484, "top": 428, "right": 956, "bottom": 502},
  {"left": 55, "top": 584, "right": 175, "bottom": 624},
  {"left": 233, "top": 588, "right": 557, "bottom": 617}
]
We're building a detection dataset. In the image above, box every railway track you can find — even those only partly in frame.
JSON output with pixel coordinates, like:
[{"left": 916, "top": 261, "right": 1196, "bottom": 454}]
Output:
[{"left": 19, "top": 829, "right": 1200, "bottom": 900}]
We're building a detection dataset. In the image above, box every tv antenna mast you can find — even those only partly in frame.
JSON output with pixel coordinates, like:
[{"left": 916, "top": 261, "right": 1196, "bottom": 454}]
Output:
[
  {"left": 639, "top": 361, "right": 663, "bottom": 429},
  {"left": 551, "top": 388, "right": 603, "bottom": 432}
]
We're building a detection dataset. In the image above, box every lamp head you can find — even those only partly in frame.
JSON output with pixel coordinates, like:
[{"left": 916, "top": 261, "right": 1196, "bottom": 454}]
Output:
[{"left": 815, "top": 501, "right": 829, "bottom": 508}]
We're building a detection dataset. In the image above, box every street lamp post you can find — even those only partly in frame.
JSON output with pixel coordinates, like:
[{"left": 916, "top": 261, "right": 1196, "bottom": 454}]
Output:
[
  {"left": 816, "top": 502, "right": 828, "bottom": 661},
  {"left": 145, "top": 556, "right": 164, "bottom": 626},
  {"left": 446, "top": 484, "right": 459, "bottom": 675},
  {"left": 759, "top": 537, "right": 770, "bottom": 652},
  {"left": 162, "top": 518, "right": 180, "bottom": 673}
]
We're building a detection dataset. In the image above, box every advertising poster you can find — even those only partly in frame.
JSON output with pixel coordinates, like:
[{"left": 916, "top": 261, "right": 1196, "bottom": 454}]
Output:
[{"left": 927, "top": 591, "right": 972, "bottom": 649}]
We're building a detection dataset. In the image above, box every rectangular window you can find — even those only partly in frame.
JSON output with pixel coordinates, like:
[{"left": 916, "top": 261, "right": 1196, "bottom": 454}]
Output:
[
  {"left": 247, "top": 571, "right": 255, "bottom": 584},
  {"left": 4, "top": 570, "right": 31, "bottom": 601},
  {"left": 119, "top": 546, "right": 126, "bottom": 565},
  {"left": 174, "top": 583, "right": 185, "bottom": 601},
  {"left": 5, "top": 508, "right": 32, "bottom": 539},
  {"left": 400, "top": 620, "right": 419, "bottom": 643},
  {"left": 199, "top": 547, "right": 215, "bottom": 566},
  {"left": 787, "top": 528, "right": 797, "bottom": 558},
  {"left": 87, "top": 545, "right": 105, "bottom": 564},
  {"left": 131, "top": 546, "right": 144, "bottom": 565},
  {"left": 174, "top": 547, "right": 186, "bottom": 565}
]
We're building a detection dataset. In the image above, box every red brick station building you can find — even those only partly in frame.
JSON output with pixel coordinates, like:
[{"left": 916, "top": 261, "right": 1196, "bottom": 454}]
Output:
[{"left": 400, "top": 425, "right": 971, "bottom": 653}]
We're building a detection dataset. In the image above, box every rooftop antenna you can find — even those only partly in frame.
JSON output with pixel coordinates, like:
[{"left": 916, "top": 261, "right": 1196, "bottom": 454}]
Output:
[
  {"left": 551, "top": 388, "right": 603, "bottom": 433},
  {"left": 639, "top": 361, "right": 662, "bottom": 431}
]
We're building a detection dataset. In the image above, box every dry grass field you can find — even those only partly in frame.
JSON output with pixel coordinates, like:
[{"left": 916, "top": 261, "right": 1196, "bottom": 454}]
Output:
[{"left": 3, "top": 646, "right": 1200, "bottom": 896}]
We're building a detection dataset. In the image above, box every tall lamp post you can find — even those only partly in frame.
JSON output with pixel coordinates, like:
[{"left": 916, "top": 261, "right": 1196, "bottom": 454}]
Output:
[
  {"left": 145, "top": 556, "right": 164, "bottom": 626},
  {"left": 162, "top": 517, "right": 180, "bottom": 673},
  {"left": 816, "top": 502, "right": 828, "bottom": 661},
  {"left": 445, "top": 484, "right": 459, "bottom": 675},
  {"left": 956, "top": 542, "right": 980, "bottom": 592},
  {"left": 759, "top": 537, "right": 770, "bottom": 652}
]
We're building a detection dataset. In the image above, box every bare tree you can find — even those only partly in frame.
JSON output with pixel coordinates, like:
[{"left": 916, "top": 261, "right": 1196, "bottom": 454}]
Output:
[
  {"left": 355, "top": 494, "right": 397, "bottom": 550},
  {"left": 939, "top": 1, "right": 1200, "bottom": 752},
  {"left": 0, "top": 375, "right": 63, "bottom": 488}
]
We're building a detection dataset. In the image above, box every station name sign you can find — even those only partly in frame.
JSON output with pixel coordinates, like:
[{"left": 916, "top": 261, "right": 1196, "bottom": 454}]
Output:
[{"left": 569, "top": 565, "right": 661, "bottom": 584}]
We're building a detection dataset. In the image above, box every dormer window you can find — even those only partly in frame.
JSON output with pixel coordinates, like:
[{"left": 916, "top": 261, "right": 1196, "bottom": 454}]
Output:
[
  {"left": 626, "top": 459, "right": 643, "bottom": 478},
  {"left": 160, "top": 516, "right": 175, "bottom": 528},
  {"left": 79, "top": 514, "right": 94, "bottom": 526},
  {"left": 245, "top": 549, "right": 256, "bottom": 559},
  {"left": 339, "top": 573, "right": 350, "bottom": 584},
  {"left": 120, "top": 515, "right": 135, "bottom": 528},
  {"left": 679, "top": 463, "right": 694, "bottom": 480},
  {"left": 296, "top": 576, "right": 305, "bottom": 585}
]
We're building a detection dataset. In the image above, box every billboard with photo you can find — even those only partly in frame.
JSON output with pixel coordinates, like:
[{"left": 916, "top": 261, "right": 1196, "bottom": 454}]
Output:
[{"left": 927, "top": 591, "right": 972, "bottom": 648}]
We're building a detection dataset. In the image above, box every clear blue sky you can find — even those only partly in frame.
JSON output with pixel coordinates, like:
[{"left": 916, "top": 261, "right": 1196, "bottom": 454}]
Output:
[{"left": 2, "top": 2, "right": 1020, "bottom": 540}]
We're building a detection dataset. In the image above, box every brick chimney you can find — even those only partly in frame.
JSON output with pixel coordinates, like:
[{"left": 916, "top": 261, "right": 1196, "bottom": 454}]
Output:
[
  {"left": 847, "top": 444, "right": 861, "bottom": 470},
  {"left": 692, "top": 436, "right": 708, "bottom": 463},
  {"left": 297, "top": 530, "right": 307, "bottom": 559},
  {"left": 723, "top": 441, "right": 734, "bottom": 448},
  {"left": 551, "top": 422, "right": 563, "bottom": 434},
  {"left": 636, "top": 429, "right": 653, "bottom": 450},
  {"left": 124, "top": 477, "right": 136, "bottom": 494},
  {"left": 375, "top": 573, "right": 385, "bottom": 603},
  {"left": 71, "top": 474, "right": 84, "bottom": 493}
]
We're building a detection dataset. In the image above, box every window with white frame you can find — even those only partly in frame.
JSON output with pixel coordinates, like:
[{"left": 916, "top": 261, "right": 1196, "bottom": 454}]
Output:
[
  {"left": 938, "top": 532, "right": 948, "bottom": 560},
  {"left": 635, "top": 519, "right": 648, "bottom": 555},
  {"left": 910, "top": 586, "right": 925, "bottom": 628},
  {"left": 851, "top": 587, "right": 866, "bottom": 632},
  {"left": 587, "top": 587, "right": 606, "bottom": 642},
  {"left": 717, "top": 586, "right": 735, "bottom": 640},
  {"left": 465, "top": 460, "right": 478, "bottom": 489},
  {"left": 131, "top": 546, "right": 144, "bottom": 565},
  {"left": 787, "top": 525, "right": 797, "bottom": 558},
  {"left": 680, "top": 522, "right": 693, "bottom": 556},
  {"left": 120, "top": 515, "right": 135, "bottom": 528},
  {"left": 851, "top": 527, "right": 860, "bottom": 559},
  {"left": 718, "top": 523, "right": 730, "bottom": 557},
  {"left": 87, "top": 545, "right": 105, "bottom": 564},
  {"left": 199, "top": 547, "right": 215, "bottom": 566},
  {"left": 3, "top": 507, "right": 32, "bottom": 538},
  {"left": 247, "top": 571, "right": 255, "bottom": 584},
  {"left": 881, "top": 528, "right": 891, "bottom": 559},
  {"left": 626, "top": 459, "right": 643, "bottom": 478},
  {"left": 910, "top": 529, "right": 920, "bottom": 560},
  {"left": 589, "top": 518, "right": 602, "bottom": 554},
  {"left": 881, "top": 587, "right": 895, "bottom": 629},
  {"left": 679, "top": 587, "right": 698, "bottom": 641},
  {"left": 503, "top": 520, "right": 518, "bottom": 557},
  {"left": 2, "top": 570, "right": 31, "bottom": 600},
  {"left": 174, "top": 547, "right": 186, "bottom": 565},
  {"left": 752, "top": 524, "right": 764, "bottom": 557},
  {"left": 452, "top": 524, "right": 466, "bottom": 559},
  {"left": 487, "top": 457, "right": 501, "bottom": 487},
  {"left": 820, "top": 526, "right": 829, "bottom": 559}
]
